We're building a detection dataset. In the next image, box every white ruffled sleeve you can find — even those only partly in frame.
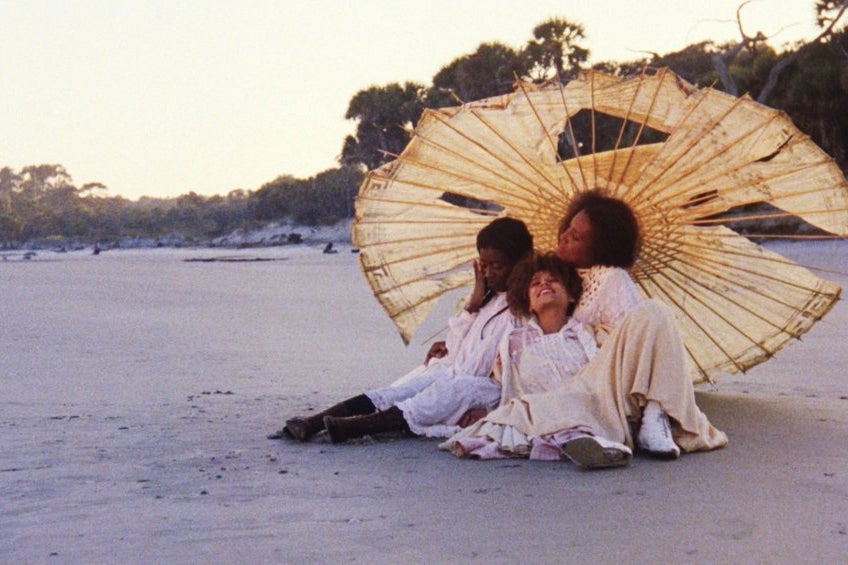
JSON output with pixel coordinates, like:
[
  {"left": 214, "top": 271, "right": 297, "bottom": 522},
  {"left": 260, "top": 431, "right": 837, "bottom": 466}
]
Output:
[
  {"left": 443, "top": 308, "right": 476, "bottom": 365},
  {"left": 573, "top": 266, "right": 642, "bottom": 344}
]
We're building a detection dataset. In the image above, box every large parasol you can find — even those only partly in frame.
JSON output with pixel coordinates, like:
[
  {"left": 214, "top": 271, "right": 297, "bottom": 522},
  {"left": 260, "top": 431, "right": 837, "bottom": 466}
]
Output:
[{"left": 352, "top": 68, "right": 848, "bottom": 384}]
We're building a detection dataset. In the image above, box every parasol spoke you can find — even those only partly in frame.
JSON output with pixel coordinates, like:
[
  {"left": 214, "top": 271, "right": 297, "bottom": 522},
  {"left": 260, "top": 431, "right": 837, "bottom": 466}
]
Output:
[
  {"left": 408, "top": 128, "right": 556, "bottom": 206},
  {"left": 640, "top": 238, "right": 835, "bottom": 333},
  {"left": 610, "top": 67, "right": 668, "bottom": 194},
  {"left": 624, "top": 83, "right": 718, "bottom": 209},
  {"left": 555, "top": 77, "right": 590, "bottom": 190},
  {"left": 609, "top": 64, "right": 666, "bottom": 194},
  {"left": 357, "top": 161, "right": 544, "bottom": 218},
  {"left": 374, "top": 277, "right": 474, "bottom": 319},
  {"left": 650, "top": 113, "right": 788, "bottom": 201},
  {"left": 690, "top": 205, "right": 848, "bottom": 227},
  {"left": 657, "top": 155, "right": 832, "bottom": 211},
  {"left": 424, "top": 110, "right": 563, "bottom": 200},
  {"left": 647, "top": 232, "right": 842, "bottom": 299},
  {"left": 633, "top": 263, "right": 749, "bottom": 377},
  {"left": 727, "top": 233, "right": 848, "bottom": 241},
  {"left": 638, "top": 104, "right": 787, "bottom": 206},
  {"left": 467, "top": 108, "right": 567, "bottom": 202},
  {"left": 589, "top": 70, "right": 599, "bottom": 180},
  {"left": 515, "top": 79, "right": 583, "bottom": 194}
]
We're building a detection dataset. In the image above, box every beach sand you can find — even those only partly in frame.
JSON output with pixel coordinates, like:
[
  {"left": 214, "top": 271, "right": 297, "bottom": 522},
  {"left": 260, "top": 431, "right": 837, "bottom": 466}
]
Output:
[{"left": 1, "top": 242, "right": 847, "bottom": 563}]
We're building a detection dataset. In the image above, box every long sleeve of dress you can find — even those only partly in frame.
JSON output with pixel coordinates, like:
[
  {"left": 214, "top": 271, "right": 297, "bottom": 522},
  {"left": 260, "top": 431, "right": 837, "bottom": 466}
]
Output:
[
  {"left": 443, "top": 309, "right": 477, "bottom": 365},
  {"left": 436, "top": 292, "right": 513, "bottom": 378}
]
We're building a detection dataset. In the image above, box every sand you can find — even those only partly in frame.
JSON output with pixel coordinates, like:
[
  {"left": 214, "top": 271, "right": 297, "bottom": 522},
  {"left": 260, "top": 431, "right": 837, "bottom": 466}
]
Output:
[{"left": 1, "top": 241, "right": 847, "bottom": 563}]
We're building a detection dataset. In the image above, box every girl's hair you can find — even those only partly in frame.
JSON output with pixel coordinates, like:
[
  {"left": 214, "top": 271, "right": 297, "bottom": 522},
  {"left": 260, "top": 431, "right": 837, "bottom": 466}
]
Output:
[
  {"left": 507, "top": 251, "right": 583, "bottom": 318},
  {"left": 476, "top": 217, "right": 533, "bottom": 264},
  {"left": 557, "top": 190, "right": 640, "bottom": 268}
]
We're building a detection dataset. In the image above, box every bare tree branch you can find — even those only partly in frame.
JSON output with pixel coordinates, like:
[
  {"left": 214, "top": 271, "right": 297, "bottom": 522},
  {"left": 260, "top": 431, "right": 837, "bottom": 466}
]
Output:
[
  {"left": 757, "top": 0, "right": 848, "bottom": 103},
  {"left": 710, "top": 1, "right": 848, "bottom": 104},
  {"left": 711, "top": 1, "right": 767, "bottom": 95}
]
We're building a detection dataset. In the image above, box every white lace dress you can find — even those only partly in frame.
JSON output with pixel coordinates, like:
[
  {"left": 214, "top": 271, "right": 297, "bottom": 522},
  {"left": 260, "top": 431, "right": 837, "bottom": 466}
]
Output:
[
  {"left": 572, "top": 265, "right": 642, "bottom": 342},
  {"left": 498, "top": 317, "right": 598, "bottom": 404},
  {"left": 443, "top": 317, "right": 599, "bottom": 459}
]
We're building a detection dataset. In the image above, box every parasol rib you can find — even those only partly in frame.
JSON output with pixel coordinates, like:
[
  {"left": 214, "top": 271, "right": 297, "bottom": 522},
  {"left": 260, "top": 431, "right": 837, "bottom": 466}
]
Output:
[
  {"left": 407, "top": 126, "right": 556, "bottom": 206},
  {"left": 426, "top": 110, "right": 562, "bottom": 200},
  {"left": 633, "top": 258, "right": 749, "bottom": 375},
  {"left": 610, "top": 67, "right": 667, "bottom": 193},
  {"left": 691, "top": 206, "right": 848, "bottom": 227},
  {"left": 640, "top": 109, "right": 786, "bottom": 206},
  {"left": 642, "top": 242, "right": 832, "bottom": 331},
  {"left": 624, "top": 82, "right": 717, "bottom": 208},
  {"left": 467, "top": 108, "right": 564, "bottom": 201},
  {"left": 555, "top": 78, "right": 590, "bottom": 190},
  {"left": 631, "top": 100, "right": 750, "bottom": 206},
  {"left": 357, "top": 166, "right": 542, "bottom": 219},
  {"left": 372, "top": 277, "right": 474, "bottom": 318},
  {"left": 589, "top": 70, "right": 599, "bottom": 181},
  {"left": 515, "top": 79, "right": 582, "bottom": 192},
  {"left": 658, "top": 240, "right": 841, "bottom": 301}
]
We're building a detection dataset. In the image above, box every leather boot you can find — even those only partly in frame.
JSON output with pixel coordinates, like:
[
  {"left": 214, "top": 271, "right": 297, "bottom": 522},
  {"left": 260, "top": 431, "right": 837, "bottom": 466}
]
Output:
[
  {"left": 268, "top": 394, "right": 375, "bottom": 441},
  {"left": 324, "top": 406, "right": 409, "bottom": 444}
]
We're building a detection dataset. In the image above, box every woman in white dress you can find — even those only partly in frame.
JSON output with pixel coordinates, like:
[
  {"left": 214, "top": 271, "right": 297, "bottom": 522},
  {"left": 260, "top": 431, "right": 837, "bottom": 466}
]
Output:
[
  {"left": 270, "top": 217, "right": 534, "bottom": 442},
  {"left": 443, "top": 191, "right": 727, "bottom": 469}
]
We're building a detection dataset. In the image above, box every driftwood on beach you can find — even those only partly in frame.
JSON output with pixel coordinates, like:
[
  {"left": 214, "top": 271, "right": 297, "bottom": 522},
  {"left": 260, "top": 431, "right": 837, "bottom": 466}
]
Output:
[{"left": 183, "top": 256, "right": 288, "bottom": 263}]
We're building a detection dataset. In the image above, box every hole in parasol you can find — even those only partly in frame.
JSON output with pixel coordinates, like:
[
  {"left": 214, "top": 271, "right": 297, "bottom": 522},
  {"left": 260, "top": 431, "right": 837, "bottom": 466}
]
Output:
[
  {"left": 439, "top": 192, "right": 504, "bottom": 216},
  {"left": 557, "top": 110, "right": 669, "bottom": 160}
]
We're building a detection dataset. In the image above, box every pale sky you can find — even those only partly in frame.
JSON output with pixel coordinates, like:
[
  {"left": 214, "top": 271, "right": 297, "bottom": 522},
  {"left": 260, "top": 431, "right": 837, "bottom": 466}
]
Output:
[{"left": 1, "top": 0, "right": 823, "bottom": 200}]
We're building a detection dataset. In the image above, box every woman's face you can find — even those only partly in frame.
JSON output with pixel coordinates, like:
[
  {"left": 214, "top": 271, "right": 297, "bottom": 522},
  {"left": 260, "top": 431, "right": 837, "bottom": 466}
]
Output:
[
  {"left": 556, "top": 210, "right": 594, "bottom": 268},
  {"left": 528, "top": 270, "right": 570, "bottom": 315},
  {"left": 477, "top": 247, "right": 513, "bottom": 293}
]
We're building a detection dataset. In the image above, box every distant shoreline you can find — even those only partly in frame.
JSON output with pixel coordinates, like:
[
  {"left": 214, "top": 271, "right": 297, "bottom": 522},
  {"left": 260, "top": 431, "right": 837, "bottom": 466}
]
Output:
[{"left": 9, "top": 219, "right": 354, "bottom": 254}]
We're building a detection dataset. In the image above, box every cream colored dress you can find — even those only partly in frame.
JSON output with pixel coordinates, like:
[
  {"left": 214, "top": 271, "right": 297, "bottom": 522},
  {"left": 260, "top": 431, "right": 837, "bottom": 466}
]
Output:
[{"left": 441, "top": 267, "right": 728, "bottom": 459}]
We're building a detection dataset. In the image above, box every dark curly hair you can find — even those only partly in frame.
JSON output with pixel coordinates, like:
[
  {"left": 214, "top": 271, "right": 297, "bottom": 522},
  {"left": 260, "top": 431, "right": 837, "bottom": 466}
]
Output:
[
  {"left": 557, "top": 190, "right": 640, "bottom": 268},
  {"left": 476, "top": 217, "right": 533, "bottom": 263},
  {"left": 507, "top": 252, "right": 582, "bottom": 318}
]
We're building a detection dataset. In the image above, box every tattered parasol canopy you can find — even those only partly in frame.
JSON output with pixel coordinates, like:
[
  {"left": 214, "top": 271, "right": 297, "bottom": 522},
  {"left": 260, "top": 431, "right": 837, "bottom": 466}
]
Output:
[{"left": 352, "top": 68, "right": 848, "bottom": 384}]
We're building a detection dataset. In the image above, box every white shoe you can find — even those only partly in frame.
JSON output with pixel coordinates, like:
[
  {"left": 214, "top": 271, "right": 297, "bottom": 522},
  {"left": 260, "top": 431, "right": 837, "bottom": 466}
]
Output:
[
  {"left": 638, "top": 401, "right": 681, "bottom": 459},
  {"left": 562, "top": 435, "right": 632, "bottom": 469}
]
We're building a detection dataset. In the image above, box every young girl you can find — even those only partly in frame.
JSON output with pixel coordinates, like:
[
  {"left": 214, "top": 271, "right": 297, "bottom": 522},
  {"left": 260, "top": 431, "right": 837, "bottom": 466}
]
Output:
[
  {"left": 445, "top": 252, "right": 634, "bottom": 463},
  {"left": 497, "top": 252, "right": 591, "bottom": 404},
  {"left": 270, "top": 217, "right": 533, "bottom": 442}
]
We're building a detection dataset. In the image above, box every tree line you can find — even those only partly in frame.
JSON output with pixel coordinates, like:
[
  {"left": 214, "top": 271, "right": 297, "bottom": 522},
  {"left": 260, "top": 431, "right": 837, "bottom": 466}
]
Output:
[
  {"left": 3, "top": 2, "right": 846, "bottom": 248},
  {"left": 0, "top": 164, "right": 363, "bottom": 248}
]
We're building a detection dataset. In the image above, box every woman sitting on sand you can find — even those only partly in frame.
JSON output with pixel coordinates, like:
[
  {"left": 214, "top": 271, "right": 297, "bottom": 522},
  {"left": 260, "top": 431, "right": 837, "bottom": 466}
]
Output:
[
  {"left": 270, "top": 217, "right": 533, "bottom": 442},
  {"left": 441, "top": 191, "right": 727, "bottom": 468}
]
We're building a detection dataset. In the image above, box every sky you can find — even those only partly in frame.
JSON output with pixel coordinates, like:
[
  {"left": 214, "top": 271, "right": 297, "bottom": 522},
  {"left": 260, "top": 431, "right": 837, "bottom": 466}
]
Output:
[{"left": 1, "top": 0, "right": 825, "bottom": 200}]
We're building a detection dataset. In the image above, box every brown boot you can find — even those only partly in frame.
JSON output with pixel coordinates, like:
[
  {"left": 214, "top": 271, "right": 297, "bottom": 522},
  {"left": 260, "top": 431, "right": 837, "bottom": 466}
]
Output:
[
  {"left": 269, "top": 394, "right": 375, "bottom": 441},
  {"left": 323, "top": 406, "right": 409, "bottom": 444}
]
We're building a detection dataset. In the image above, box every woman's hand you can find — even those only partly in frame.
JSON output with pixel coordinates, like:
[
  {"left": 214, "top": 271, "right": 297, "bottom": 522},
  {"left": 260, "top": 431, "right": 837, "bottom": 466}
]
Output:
[
  {"left": 466, "top": 259, "right": 487, "bottom": 314},
  {"left": 425, "top": 341, "right": 448, "bottom": 364}
]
